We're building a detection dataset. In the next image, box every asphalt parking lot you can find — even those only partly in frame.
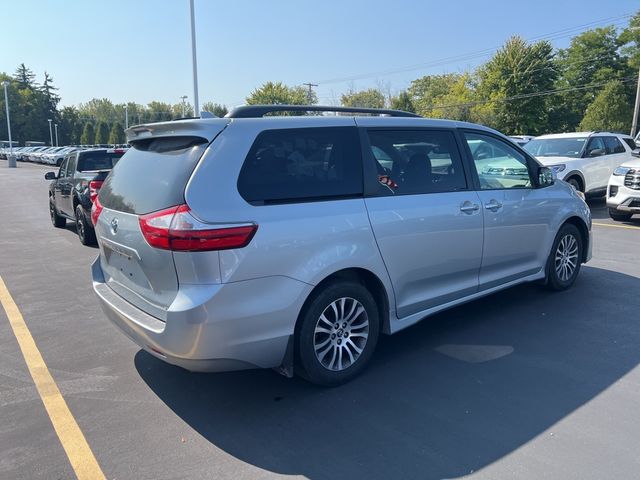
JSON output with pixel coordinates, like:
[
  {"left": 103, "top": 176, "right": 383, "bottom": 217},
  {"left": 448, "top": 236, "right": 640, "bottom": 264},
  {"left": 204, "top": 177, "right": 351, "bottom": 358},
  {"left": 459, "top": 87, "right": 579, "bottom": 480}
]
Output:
[{"left": 1, "top": 162, "right": 640, "bottom": 480}]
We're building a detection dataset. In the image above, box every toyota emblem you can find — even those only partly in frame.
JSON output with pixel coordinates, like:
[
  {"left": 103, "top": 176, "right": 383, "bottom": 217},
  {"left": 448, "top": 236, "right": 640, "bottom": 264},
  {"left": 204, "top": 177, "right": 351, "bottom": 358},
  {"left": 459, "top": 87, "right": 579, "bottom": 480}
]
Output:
[{"left": 110, "top": 218, "right": 119, "bottom": 234}]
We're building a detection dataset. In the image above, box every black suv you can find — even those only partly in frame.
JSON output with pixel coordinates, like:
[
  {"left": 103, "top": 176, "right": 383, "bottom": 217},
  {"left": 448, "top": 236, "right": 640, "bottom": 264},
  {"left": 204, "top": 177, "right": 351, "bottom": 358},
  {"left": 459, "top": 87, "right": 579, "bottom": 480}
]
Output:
[{"left": 45, "top": 148, "right": 127, "bottom": 245}]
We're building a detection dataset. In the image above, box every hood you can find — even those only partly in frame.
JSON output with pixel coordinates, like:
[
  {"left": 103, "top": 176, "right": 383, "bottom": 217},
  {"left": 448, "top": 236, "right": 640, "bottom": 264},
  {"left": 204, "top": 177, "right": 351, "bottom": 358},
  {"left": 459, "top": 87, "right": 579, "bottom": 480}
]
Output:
[{"left": 534, "top": 156, "right": 579, "bottom": 166}]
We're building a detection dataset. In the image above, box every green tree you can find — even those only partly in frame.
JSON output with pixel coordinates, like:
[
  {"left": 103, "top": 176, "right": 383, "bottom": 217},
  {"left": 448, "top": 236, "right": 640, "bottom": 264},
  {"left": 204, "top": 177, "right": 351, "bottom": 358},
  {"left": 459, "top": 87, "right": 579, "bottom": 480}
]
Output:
[
  {"left": 58, "top": 106, "right": 80, "bottom": 145},
  {"left": 14, "top": 63, "right": 36, "bottom": 90},
  {"left": 108, "top": 122, "right": 125, "bottom": 144},
  {"left": 145, "top": 101, "right": 173, "bottom": 122},
  {"left": 389, "top": 91, "right": 415, "bottom": 113},
  {"left": 94, "top": 121, "right": 110, "bottom": 144},
  {"left": 340, "top": 88, "right": 386, "bottom": 108},
  {"left": 202, "top": 101, "right": 228, "bottom": 117},
  {"left": 80, "top": 123, "right": 95, "bottom": 145},
  {"left": 579, "top": 80, "right": 633, "bottom": 132},
  {"left": 246, "top": 81, "right": 312, "bottom": 107},
  {"left": 619, "top": 10, "right": 640, "bottom": 69},
  {"left": 557, "top": 26, "right": 631, "bottom": 130},
  {"left": 408, "top": 73, "right": 474, "bottom": 121},
  {"left": 474, "top": 36, "right": 557, "bottom": 134}
]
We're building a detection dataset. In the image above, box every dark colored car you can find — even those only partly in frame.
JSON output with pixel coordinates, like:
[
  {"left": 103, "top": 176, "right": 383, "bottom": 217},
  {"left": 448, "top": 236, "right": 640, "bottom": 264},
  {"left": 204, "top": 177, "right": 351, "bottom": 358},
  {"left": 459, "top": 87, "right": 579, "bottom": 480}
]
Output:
[{"left": 45, "top": 148, "right": 127, "bottom": 245}]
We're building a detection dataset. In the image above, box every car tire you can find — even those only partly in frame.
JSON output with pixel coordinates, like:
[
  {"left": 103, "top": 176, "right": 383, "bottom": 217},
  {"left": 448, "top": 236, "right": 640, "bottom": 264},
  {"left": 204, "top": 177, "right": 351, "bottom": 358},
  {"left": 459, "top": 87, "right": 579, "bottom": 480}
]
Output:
[
  {"left": 295, "top": 281, "right": 380, "bottom": 386},
  {"left": 608, "top": 208, "right": 632, "bottom": 222},
  {"left": 566, "top": 177, "right": 582, "bottom": 192},
  {"left": 546, "top": 223, "right": 583, "bottom": 291},
  {"left": 50, "top": 199, "right": 66, "bottom": 228},
  {"left": 75, "top": 204, "right": 97, "bottom": 246}
]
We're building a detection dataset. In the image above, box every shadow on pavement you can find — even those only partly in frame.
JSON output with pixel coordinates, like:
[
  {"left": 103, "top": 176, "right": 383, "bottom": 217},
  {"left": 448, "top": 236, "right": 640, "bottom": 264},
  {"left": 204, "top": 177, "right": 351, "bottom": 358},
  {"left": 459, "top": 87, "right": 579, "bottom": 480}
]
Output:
[{"left": 135, "top": 266, "right": 640, "bottom": 479}]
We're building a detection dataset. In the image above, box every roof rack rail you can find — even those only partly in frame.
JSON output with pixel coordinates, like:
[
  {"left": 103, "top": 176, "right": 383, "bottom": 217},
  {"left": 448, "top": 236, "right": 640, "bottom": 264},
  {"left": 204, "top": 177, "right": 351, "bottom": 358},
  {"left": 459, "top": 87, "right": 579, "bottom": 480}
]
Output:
[{"left": 225, "top": 104, "right": 421, "bottom": 118}]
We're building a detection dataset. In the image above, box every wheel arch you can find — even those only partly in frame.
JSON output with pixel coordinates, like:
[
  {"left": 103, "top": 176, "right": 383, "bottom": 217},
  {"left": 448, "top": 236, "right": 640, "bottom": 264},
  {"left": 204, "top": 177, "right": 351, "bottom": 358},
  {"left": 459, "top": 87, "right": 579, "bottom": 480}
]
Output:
[
  {"left": 295, "top": 267, "right": 391, "bottom": 337},
  {"left": 562, "top": 170, "right": 585, "bottom": 191},
  {"left": 561, "top": 216, "right": 590, "bottom": 263}
]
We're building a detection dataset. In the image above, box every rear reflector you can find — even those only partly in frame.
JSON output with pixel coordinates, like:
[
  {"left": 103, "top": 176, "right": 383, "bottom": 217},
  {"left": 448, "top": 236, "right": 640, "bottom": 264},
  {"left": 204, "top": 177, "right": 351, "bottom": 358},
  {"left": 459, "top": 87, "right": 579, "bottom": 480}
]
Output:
[
  {"left": 138, "top": 204, "right": 257, "bottom": 252},
  {"left": 91, "top": 196, "right": 103, "bottom": 225},
  {"left": 89, "top": 180, "right": 103, "bottom": 203}
]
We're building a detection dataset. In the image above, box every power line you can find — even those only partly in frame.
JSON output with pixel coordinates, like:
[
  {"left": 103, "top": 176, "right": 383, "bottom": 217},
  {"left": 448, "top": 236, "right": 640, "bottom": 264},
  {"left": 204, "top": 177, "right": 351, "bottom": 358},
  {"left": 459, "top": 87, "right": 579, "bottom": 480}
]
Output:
[
  {"left": 314, "top": 13, "right": 633, "bottom": 85},
  {"left": 426, "top": 75, "right": 638, "bottom": 110}
]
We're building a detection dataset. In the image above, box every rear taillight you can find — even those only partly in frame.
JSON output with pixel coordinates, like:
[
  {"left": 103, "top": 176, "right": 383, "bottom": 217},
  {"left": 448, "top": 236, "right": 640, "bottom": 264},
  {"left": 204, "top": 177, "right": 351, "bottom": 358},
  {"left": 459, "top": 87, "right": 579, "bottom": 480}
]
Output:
[
  {"left": 138, "top": 204, "right": 257, "bottom": 252},
  {"left": 91, "top": 197, "right": 103, "bottom": 226},
  {"left": 89, "top": 180, "right": 103, "bottom": 203}
]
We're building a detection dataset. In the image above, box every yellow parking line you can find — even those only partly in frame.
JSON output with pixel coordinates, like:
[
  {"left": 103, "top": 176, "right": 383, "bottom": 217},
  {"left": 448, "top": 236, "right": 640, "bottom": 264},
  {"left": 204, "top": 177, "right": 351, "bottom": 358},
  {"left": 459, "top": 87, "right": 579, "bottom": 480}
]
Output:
[
  {"left": 0, "top": 276, "right": 106, "bottom": 480},
  {"left": 593, "top": 222, "right": 640, "bottom": 231}
]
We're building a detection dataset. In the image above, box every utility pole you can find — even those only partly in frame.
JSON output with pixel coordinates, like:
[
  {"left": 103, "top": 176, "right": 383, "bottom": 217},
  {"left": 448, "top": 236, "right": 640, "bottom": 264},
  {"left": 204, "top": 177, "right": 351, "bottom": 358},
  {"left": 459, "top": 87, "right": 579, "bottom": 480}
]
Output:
[
  {"left": 54, "top": 124, "right": 59, "bottom": 146},
  {"left": 2, "top": 80, "right": 16, "bottom": 167},
  {"left": 125, "top": 104, "right": 129, "bottom": 129},
  {"left": 631, "top": 65, "right": 640, "bottom": 138},
  {"left": 303, "top": 82, "right": 318, "bottom": 104},
  {"left": 48, "top": 118, "right": 53, "bottom": 146},
  {"left": 189, "top": 0, "right": 200, "bottom": 117}
]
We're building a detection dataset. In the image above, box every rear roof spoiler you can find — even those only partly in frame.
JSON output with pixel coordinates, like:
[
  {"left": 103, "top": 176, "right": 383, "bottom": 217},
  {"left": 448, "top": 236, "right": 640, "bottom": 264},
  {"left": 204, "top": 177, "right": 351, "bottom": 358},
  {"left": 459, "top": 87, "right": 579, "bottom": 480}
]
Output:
[{"left": 125, "top": 118, "right": 230, "bottom": 143}]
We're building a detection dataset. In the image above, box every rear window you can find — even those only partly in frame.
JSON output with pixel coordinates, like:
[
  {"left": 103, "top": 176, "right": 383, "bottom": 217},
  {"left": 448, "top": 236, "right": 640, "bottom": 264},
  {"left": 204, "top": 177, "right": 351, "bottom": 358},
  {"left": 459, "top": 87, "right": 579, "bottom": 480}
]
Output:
[
  {"left": 99, "top": 137, "right": 208, "bottom": 214},
  {"left": 237, "top": 127, "right": 363, "bottom": 205},
  {"left": 77, "top": 151, "right": 124, "bottom": 171}
]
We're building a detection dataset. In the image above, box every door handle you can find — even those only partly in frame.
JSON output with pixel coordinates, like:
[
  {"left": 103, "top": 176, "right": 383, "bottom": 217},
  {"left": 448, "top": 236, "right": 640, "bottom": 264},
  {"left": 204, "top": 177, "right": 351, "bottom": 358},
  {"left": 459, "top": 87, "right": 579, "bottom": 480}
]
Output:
[
  {"left": 484, "top": 199, "right": 503, "bottom": 211},
  {"left": 460, "top": 202, "right": 480, "bottom": 213}
]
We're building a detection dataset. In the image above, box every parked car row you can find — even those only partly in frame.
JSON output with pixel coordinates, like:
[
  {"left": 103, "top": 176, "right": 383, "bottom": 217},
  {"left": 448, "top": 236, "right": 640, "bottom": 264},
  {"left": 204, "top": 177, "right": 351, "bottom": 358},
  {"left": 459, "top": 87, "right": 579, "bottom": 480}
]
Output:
[{"left": 1, "top": 144, "right": 129, "bottom": 166}]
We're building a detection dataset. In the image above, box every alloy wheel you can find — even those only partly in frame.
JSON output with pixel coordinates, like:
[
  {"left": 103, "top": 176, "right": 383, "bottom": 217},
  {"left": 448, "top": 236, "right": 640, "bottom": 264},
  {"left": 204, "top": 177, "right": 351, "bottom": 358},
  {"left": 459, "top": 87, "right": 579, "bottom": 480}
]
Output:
[
  {"left": 555, "top": 234, "right": 578, "bottom": 282},
  {"left": 313, "top": 297, "right": 369, "bottom": 372}
]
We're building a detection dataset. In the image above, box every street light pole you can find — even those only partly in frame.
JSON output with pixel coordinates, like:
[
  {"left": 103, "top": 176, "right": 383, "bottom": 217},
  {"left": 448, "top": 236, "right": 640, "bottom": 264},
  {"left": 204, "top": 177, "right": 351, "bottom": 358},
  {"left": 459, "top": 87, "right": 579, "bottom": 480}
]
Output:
[
  {"left": 125, "top": 104, "right": 129, "bottom": 129},
  {"left": 180, "top": 95, "right": 188, "bottom": 117},
  {"left": 189, "top": 0, "right": 200, "bottom": 117},
  {"left": 48, "top": 119, "right": 53, "bottom": 146},
  {"left": 54, "top": 124, "right": 59, "bottom": 146},
  {"left": 2, "top": 80, "right": 16, "bottom": 168},
  {"left": 631, "top": 65, "right": 640, "bottom": 138}
]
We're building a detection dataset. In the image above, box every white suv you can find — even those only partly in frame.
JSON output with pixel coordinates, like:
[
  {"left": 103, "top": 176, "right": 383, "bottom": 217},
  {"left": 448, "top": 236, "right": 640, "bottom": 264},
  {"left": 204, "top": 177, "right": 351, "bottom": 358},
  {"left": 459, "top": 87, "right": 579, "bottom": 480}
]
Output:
[
  {"left": 524, "top": 132, "right": 636, "bottom": 196},
  {"left": 607, "top": 150, "right": 640, "bottom": 221}
]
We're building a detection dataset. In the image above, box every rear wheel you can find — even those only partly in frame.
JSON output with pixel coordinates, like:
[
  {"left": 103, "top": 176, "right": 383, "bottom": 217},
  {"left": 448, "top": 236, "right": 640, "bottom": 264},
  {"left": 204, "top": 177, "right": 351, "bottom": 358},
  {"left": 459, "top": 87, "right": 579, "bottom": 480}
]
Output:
[
  {"left": 296, "top": 281, "right": 380, "bottom": 386},
  {"left": 75, "top": 204, "right": 96, "bottom": 246},
  {"left": 608, "top": 208, "right": 632, "bottom": 222},
  {"left": 49, "top": 198, "right": 66, "bottom": 228},
  {"left": 546, "top": 223, "right": 583, "bottom": 291}
]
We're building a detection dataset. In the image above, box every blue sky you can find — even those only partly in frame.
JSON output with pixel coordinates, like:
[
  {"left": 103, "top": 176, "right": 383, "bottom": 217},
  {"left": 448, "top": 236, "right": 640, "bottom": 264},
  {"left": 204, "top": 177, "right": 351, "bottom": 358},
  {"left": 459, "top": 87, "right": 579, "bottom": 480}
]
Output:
[{"left": 1, "top": 0, "right": 637, "bottom": 109}]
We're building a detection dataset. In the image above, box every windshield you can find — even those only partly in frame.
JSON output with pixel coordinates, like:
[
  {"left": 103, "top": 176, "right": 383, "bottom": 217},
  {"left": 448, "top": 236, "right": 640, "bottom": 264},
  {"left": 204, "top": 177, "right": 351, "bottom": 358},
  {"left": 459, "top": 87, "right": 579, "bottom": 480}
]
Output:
[{"left": 524, "top": 138, "right": 587, "bottom": 157}]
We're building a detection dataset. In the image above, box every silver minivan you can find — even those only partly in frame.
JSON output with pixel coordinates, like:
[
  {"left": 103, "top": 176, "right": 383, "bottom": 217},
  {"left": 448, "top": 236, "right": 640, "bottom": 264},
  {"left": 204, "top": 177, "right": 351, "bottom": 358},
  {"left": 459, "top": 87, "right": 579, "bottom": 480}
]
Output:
[{"left": 92, "top": 105, "right": 592, "bottom": 385}]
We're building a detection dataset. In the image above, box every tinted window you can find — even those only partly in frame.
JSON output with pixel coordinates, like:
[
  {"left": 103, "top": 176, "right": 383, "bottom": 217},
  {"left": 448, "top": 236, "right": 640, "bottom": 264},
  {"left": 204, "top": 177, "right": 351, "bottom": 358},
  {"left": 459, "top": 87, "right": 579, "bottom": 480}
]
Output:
[
  {"left": 623, "top": 138, "right": 636, "bottom": 150},
  {"left": 604, "top": 136, "right": 625, "bottom": 154},
  {"left": 238, "top": 127, "right": 362, "bottom": 204},
  {"left": 586, "top": 137, "right": 606, "bottom": 156},
  {"left": 99, "top": 137, "right": 207, "bottom": 214},
  {"left": 464, "top": 132, "right": 532, "bottom": 190},
  {"left": 366, "top": 129, "right": 466, "bottom": 195},
  {"left": 67, "top": 154, "right": 77, "bottom": 175},
  {"left": 58, "top": 158, "right": 68, "bottom": 178},
  {"left": 77, "top": 151, "right": 124, "bottom": 171}
]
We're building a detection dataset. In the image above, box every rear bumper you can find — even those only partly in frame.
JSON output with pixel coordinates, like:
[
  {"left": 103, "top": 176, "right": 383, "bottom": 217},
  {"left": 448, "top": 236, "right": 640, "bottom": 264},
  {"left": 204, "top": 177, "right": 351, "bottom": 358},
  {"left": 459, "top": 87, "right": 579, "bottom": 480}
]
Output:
[{"left": 92, "top": 257, "right": 313, "bottom": 372}]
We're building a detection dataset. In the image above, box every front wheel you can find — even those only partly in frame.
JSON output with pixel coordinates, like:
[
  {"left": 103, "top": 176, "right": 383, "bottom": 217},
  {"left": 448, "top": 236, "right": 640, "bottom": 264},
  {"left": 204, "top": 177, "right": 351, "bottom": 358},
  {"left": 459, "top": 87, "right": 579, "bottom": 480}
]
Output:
[
  {"left": 296, "top": 281, "right": 380, "bottom": 386},
  {"left": 75, "top": 204, "right": 97, "bottom": 246},
  {"left": 546, "top": 223, "right": 583, "bottom": 291},
  {"left": 608, "top": 208, "right": 632, "bottom": 222}
]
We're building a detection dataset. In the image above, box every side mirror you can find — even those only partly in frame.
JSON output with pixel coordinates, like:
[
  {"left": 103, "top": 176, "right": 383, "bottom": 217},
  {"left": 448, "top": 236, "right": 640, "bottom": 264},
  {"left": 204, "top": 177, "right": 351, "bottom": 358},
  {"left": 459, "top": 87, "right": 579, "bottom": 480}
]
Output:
[
  {"left": 632, "top": 148, "right": 640, "bottom": 158},
  {"left": 538, "top": 166, "right": 554, "bottom": 187},
  {"left": 587, "top": 148, "right": 605, "bottom": 157},
  {"left": 44, "top": 172, "right": 57, "bottom": 180}
]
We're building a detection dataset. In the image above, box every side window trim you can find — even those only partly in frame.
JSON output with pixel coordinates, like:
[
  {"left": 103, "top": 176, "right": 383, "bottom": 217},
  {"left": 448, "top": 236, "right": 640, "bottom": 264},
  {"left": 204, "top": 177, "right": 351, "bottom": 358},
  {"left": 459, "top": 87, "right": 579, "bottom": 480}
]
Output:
[
  {"left": 459, "top": 128, "right": 538, "bottom": 191},
  {"left": 360, "top": 127, "right": 471, "bottom": 198}
]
